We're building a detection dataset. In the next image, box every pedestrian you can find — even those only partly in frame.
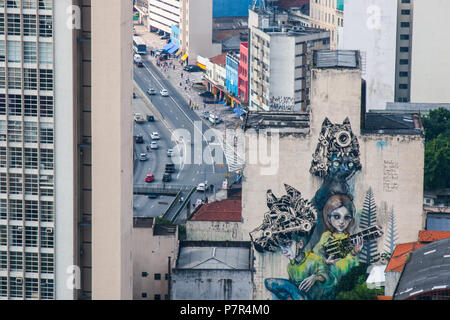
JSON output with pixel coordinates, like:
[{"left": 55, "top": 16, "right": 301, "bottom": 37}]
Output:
[
  {"left": 185, "top": 86, "right": 187, "bottom": 91},
  {"left": 173, "top": 64, "right": 175, "bottom": 70},
  {"left": 180, "top": 82, "right": 182, "bottom": 86},
  {"left": 203, "top": 103, "right": 206, "bottom": 110},
  {"left": 189, "top": 99, "right": 192, "bottom": 106},
  {"left": 181, "top": 73, "right": 183, "bottom": 78}
]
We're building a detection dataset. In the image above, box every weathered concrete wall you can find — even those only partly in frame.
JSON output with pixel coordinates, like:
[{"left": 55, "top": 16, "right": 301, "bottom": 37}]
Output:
[
  {"left": 132, "top": 228, "right": 178, "bottom": 300},
  {"left": 186, "top": 221, "right": 244, "bottom": 241},
  {"left": 384, "top": 271, "right": 401, "bottom": 297},
  {"left": 241, "top": 68, "right": 424, "bottom": 299},
  {"left": 172, "top": 269, "right": 253, "bottom": 300}
]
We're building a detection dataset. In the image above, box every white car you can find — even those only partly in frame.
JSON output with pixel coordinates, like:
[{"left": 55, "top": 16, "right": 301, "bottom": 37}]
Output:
[
  {"left": 139, "top": 153, "right": 148, "bottom": 161},
  {"left": 160, "top": 89, "right": 169, "bottom": 97},
  {"left": 167, "top": 149, "right": 174, "bottom": 157},
  {"left": 196, "top": 183, "right": 207, "bottom": 192},
  {"left": 150, "top": 141, "right": 158, "bottom": 149},
  {"left": 150, "top": 132, "right": 160, "bottom": 140}
]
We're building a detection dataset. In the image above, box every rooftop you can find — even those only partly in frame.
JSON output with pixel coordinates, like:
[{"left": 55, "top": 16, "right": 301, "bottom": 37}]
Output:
[
  {"left": 394, "top": 237, "right": 450, "bottom": 300},
  {"left": 385, "top": 241, "right": 427, "bottom": 272},
  {"left": 418, "top": 230, "right": 450, "bottom": 243},
  {"left": 209, "top": 52, "right": 228, "bottom": 67},
  {"left": 190, "top": 199, "right": 242, "bottom": 222},
  {"left": 243, "top": 111, "right": 310, "bottom": 133},
  {"left": 362, "top": 112, "right": 423, "bottom": 135},
  {"left": 175, "top": 241, "right": 251, "bottom": 270}
]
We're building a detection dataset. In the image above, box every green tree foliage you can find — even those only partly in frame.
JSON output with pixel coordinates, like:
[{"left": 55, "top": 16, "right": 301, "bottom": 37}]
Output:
[
  {"left": 422, "top": 108, "right": 450, "bottom": 191},
  {"left": 334, "top": 263, "right": 383, "bottom": 300}
]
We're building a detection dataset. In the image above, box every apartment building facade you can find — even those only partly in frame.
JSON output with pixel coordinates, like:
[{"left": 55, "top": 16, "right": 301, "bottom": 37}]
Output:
[
  {"left": 0, "top": 0, "right": 133, "bottom": 300},
  {"left": 309, "top": 0, "right": 344, "bottom": 49},
  {"left": 148, "top": 0, "right": 181, "bottom": 34}
]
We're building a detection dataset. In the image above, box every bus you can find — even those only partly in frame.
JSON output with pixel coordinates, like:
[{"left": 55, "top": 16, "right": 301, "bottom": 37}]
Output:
[{"left": 133, "top": 36, "right": 147, "bottom": 55}]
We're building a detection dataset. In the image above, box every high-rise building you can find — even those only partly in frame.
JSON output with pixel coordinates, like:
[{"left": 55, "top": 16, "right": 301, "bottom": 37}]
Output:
[
  {"left": 341, "top": 0, "right": 413, "bottom": 109},
  {"left": 309, "top": 0, "right": 344, "bottom": 49},
  {"left": 0, "top": 0, "right": 133, "bottom": 300},
  {"left": 248, "top": 7, "right": 330, "bottom": 112}
]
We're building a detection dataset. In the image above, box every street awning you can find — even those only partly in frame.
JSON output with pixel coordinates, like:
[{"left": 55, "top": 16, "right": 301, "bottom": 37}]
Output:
[
  {"left": 175, "top": 49, "right": 183, "bottom": 56},
  {"left": 196, "top": 62, "right": 206, "bottom": 70},
  {"left": 181, "top": 54, "right": 188, "bottom": 61},
  {"left": 168, "top": 44, "right": 179, "bottom": 54},
  {"left": 163, "top": 42, "right": 174, "bottom": 51}
]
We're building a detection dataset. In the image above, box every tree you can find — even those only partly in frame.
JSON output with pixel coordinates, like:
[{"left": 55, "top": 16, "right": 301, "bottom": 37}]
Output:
[
  {"left": 359, "top": 188, "right": 379, "bottom": 264},
  {"left": 384, "top": 206, "right": 398, "bottom": 256},
  {"left": 334, "top": 263, "right": 383, "bottom": 300},
  {"left": 422, "top": 108, "right": 450, "bottom": 191}
]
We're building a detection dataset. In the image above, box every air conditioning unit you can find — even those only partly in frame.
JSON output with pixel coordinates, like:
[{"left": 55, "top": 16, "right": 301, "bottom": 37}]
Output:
[
  {"left": 45, "top": 228, "right": 53, "bottom": 234},
  {"left": 17, "top": 226, "right": 23, "bottom": 231},
  {"left": 16, "top": 277, "right": 23, "bottom": 284}
]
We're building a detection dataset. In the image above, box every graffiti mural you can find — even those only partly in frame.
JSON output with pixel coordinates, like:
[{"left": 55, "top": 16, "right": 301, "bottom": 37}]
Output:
[{"left": 250, "top": 118, "right": 383, "bottom": 300}]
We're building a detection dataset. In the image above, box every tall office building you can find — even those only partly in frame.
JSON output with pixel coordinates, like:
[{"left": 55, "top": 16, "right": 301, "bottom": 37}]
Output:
[
  {"left": 309, "top": 0, "right": 344, "bottom": 49},
  {"left": 0, "top": 0, "right": 133, "bottom": 300}
]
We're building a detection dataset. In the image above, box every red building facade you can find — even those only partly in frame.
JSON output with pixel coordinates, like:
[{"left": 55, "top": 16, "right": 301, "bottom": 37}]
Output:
[{"left": 238, "top": 42, "right": 248, "bottom": 104}]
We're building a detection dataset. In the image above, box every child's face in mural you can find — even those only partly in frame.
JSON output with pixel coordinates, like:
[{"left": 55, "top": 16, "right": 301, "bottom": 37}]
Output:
[
  {"left": 280, "top": 240, "right": 304, "bottom": 261},
  {"left": 329, "top": 155, "right": 356, "bottom": 180},
  {"left": 328, "top": 206, "right": 352, "bottom": 233}
]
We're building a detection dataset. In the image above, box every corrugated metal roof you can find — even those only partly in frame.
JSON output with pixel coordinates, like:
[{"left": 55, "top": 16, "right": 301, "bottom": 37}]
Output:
[
  {"left": 176, "top": 246, "right": 250, "bottom": 270},
  {"left": 393, "top": 238, "right": 450, "bottom": 300},
  {"left": 313, "top": 50, "right": 359, "bottom": 68}
]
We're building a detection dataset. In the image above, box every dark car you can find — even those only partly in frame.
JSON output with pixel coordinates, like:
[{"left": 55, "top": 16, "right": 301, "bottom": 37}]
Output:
[
  {"left": 183, "top": 65, "right": 203, "bottom": 73},
  {"left": 165, "top": 163, "right": 175, "bottom": 173},
  {"left": 202, "top": 111, "right": 210, "bottom": 119},
  {"left": 198, "top": 90, "right": 214, "bottom": 98},
  {"left": 162, "top": 173, "right": 172, "bottom": 182},
  {"left": 135, "top": 135, "right": 144, "bottom": 144},
  {"left": 147, "top": 115, "right": 154, "bottom": 121}
]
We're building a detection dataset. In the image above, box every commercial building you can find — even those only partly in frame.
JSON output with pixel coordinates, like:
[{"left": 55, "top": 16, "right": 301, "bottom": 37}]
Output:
[
  {"left": 309, "top": 0, "right": 344, "bottom": 49},
  {"left": 241, "top": 51, "right": 425, "bottom": 299},
  {"left": 340, "top": 0, "right": 414, "bottom": 109},
  {"left": 248, "top": 7, "right": 330, "bottom": 112},
  {"left": 0, "top": 0, "right": 133, "bottom": 300},
  {"left": 238, "top": 42, "right": 249, "bottom": 104},
  {"left": 132, "top": 217, "right": 178, "bottom": 300},
  {"left": 225, "top": 53, "right": 239, "bottom": 98},
  {"left": 148, "top": 0, "right": 181, "bottom": 34}
]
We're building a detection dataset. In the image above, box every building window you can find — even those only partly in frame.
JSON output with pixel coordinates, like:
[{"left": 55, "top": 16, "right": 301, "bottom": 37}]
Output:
[
  {"left": 165, "top": 273, "right": 169, "bottom": 280},
  {"left": 7, "top": 14, "right": 21, "bottom": 36},
  {"left": 9, "top": 173, "right": 23, "bottom": 195},
  {"left": 0, "top": 251, "right": 6, "bottom": 270},
  {"left": 40, "top": 96, "right": 53, "bottom": 117},
  {"left": 24, "top": 122, "right": 38, "bottom": 143},
  {"left": 141, "top": 292, "right": 147, "bottom": 298},
  {"left": 9, "top": 199, "right": 23, "bottom": 220},
  {"left": 40, "top": 148, "right": 53, "bottom": 170},
  {"left": 8, "top": 94, "right": 22, "bottom": 116},
  {"left": 0, "top": 277, "right": 6, "bottom": 298},
  {"left": 0, "top": 173, "right": 6, "bottom": 194},
  {"left": 0, "top": 198, "right": 6, "bottom": 219},
  {"left": 40, "top": 227, "right": 54, "bottom": 248},
  {"left": 154, "top": 294, "right": 161, "bottom": 300},
  {"left": 7, "top": 41, "right": 21, "bottom": 63},
  {"left": 38, "top": 0, "right": 52, "bottom": 10},
  {"left": 0, "top": 226, "right": 6, "bottom": 245},
  {"left": 401, "top": 9, "right": 410, "bottom": 15},
  {"left": 10, "top": 251, "right": 23, "bottom": 271},
  {"left": 40, "top": 201, "right": 53, "bottom": 222},
  {"left": 8, "top": 121, "right": 22, "bottom": 143},
  {"left": 39, "top": 15, "right": 52, "bottom": 37},
  {"left": 399, "top": 84, "right": 408, "bottom": 89},
  {"left": 25, "top": 200, "right": 39, "bottom": 221},
  {"left": 25, "top": 278, "right": 39, "bottom": 299},
  {"left": 24, "top": 95, "right": 38, "bottom": 116},
  {"left": 24, "top": 42, "right": 37, "bottom": 63},
  {"left": 23, "top": 14, "right": 37, "bottom": 36},
  {"left": 25, "top": 174, "right": 39, "bottom": 195},
  {"left": 38, "top": 42, "right": 52, "bottom": 65},
  {"left": 24, "top": 148, "right": 38, "bottom": 169},
  {"left": 142, "top": 272, "right": 148, "bottom": 277},
  {"left": 10, "top": 277, "right": 23, "bottom": 298},
  {"left": 25, "top": 226, "right": 38, "bottom": 247},
  {"left": 154, "top": 273, "right": 161, "bottom": 280},
  {"left": 25, "top": 252, "right": 39, "bottom": 273},
  {"left": 165, "top": 294, "right": 169, "bottom": 300},
  {"left": 399, "top": 59, "right": 409, "bottom": 65},
  {"left": 41, "top": 252, "right": 54, "bottom": 273},
  {"left": 8, "top": 67, "right": 22, "bottom": 89},
  {"left": 40, "top": 122, "right": 53, "bottom": 144},
  {"left": 0, "top": 40, "right": 4, "bottom": 62},
  {"left": 400, "top": 47, "right": 409, "bottom": 52},
  {"left": 40, "top": 174, "right": 53, "bottom": 196},
  {"left": 10, "top": 225, "right": 23, "bottom": 246},
  {"left": 401, "top": 0, "right": 410, "bottom": 3},
  {"left": 40, "top": 279, "right": 54, "bottom": 300},
  {"left": 9, "top": 147, "right": 23, "bottom": 168},
  {"left": 399, "top": 71, "right": 408, "bottom": 77},
  {"left": 39, "top": 69, "right": 53, "bottom": 90},
  {"left": 400, "top": 34, "right": 410, "bottom": 40},
  {"left": 400, "top": 22, "right": 410, "bottom": 28},
  {"left": 24, "top": 69, "right": 38, "bottom": 90},
  {"left": 0, "top": 67, "right": 5, "bottom": 88}
]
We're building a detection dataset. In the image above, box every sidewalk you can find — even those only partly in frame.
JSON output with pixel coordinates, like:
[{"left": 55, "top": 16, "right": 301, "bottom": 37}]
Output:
[{"left": 134, "top": 24, "right": 242, "bottom": 131}]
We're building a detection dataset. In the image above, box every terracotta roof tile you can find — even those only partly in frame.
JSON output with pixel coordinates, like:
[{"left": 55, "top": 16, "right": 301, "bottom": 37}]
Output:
[
  {"left": 418, "top": 230, "right": 450, "bottom": 242},
  {"left": 385, "top": 242, "right": 427, "bottom": 272},
  {"left": 190, "top": 199, "right": 242, "bottom": 222},
  {"left": 209, "top": 53, "right": 228, "bottom": 67},
  {"left": 377, "top": 296, "right": 393, "bottom": 300}
]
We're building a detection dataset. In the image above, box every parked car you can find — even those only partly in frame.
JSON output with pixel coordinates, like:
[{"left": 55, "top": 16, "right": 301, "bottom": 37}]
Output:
[
  {"left": 198, "top": 90, "right": 214, "bottom": 98},
  {"left": 165, "top": 163, "right": 175, "bottom": 173},
  {"left": 139, "top": 153, "right": 148, "bottom": 161},
  {"left": 145, "top": 174, "right": 154, "bottom": 183},
  {"left": 147, "top": 88, "right": 156, "bottom": 95},
  {"left": 201, "top": 111, "right": 210, "bottom": 119},
  {"left": 134, "top": 54, "right": 143, "bottom": 67},
  {"left": 160, "top": 89, "right": 169, "bottom": 97},
  {"left": 183, "top": 65, "right": 203, "bottom": 72},
  {"left": 167, "top": 149, "right": 174, "bottom": 157},
  {"left": 135, "top": 135, "right": 144, "bottom": 144},
  {"left": 162, "top": 173, "right": 172, "bottom": 182},
  {"left": 134, "top": 113, "right": 145, "bottom": 123},
  {"left": 208, "top": 113, "right": 222, "bottom": 125},
  {"left": 151, "top": 132, "right": 160, "bottom": 140},
  {"left": 147, "top": 115, "right": 154, "bottom": 121},
  {"left": 150, "top": 141, "right": 158, "bottom": 149},
  {"left": 196, "top": 182, "right": 207, "bottom": 192}
]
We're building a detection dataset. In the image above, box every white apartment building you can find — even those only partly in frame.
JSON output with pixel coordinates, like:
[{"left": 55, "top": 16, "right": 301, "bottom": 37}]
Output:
[
  {"left": 148, "top": 0, "right": 181, "bottom": 34},
  {"left": 341, "top": 0, "right": 413, "bottom": 110},
  {"left": 248, "top": 8, "right": 330, "bottom": 112},
  {"left": 0, "top": 0, "right": 133, "bottom": 300}
]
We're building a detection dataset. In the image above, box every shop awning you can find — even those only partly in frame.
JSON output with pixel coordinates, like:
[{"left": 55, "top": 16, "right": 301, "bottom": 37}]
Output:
[
  {"left": 181, "top": 54, "right": 188, "bottom": 61},
  {"left": 196, "top": 62, "right": 206, "bottom": 70},
  {"left": 175, "top": 49, "right": 183, "bottom": 56},
  {"left": 168, "top": 44, "right": 179, "bottom": 54},
  {"left": 163, "top": 42, "right": 174, "bottom": 51}
]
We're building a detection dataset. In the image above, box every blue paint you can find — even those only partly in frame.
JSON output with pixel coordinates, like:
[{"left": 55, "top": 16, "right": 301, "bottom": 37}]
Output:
[
  {"left": 377, "top": 140, "right": 388, "bottom": 150},
  {"left": 213, "top": 0, "right": 252, "bottom": 18},
  {"left": 226, "top": 55, "right": 239, "bottom": 98}
]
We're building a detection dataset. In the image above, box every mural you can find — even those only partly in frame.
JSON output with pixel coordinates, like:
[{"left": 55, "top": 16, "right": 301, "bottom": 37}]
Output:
[{"left": 250, "top": 118, "right": 384, "bottom": 300}]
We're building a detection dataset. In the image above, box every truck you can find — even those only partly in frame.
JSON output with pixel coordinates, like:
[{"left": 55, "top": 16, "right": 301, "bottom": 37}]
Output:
[
  {"left": 134, "top": 54, "right": 143, "bottom": 67},
  {"left": 134, "top": 113, "right": 145, "bottom": 124}
]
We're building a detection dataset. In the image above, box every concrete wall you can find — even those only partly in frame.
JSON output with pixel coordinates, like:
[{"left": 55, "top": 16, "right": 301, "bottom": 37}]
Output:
[
  {"left": 410, "top": 0, "right": 450, "bottom": 103},
  {"left": 241, "top": 68, "right": 424, "bottom": 299},
  {"left": 342, "top": 0, "right": 398, "bottom": 110},
  {"left": 172, "top": 269, "right": 253, "bottom": 300},
  {"left": 384, "top": 271, "right": 401, "bottom": 296},
  {"left": 91, "top": 0, "right": 133, "bottom": 300},
  {"left": 186, "top": 221, "right": 244, "bottom": 241},
  {"left": 132, "top": 228, "right": 178, "bottom": 300}
]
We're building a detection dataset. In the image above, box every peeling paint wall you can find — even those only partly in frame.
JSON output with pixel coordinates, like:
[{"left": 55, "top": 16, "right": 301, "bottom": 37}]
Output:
[{"left": 186, "top": 221, "right": 244, "bottom": 241}]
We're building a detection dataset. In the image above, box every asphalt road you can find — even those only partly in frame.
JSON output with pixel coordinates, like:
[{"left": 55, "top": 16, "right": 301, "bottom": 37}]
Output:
[{"left": 132, "top": 60, "right": 228, "bottom": 219}]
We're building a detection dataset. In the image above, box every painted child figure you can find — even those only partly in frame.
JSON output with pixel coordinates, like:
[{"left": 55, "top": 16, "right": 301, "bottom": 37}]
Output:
[{"left": 313, "top": 194, "right": 364, "bottom": 285}]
